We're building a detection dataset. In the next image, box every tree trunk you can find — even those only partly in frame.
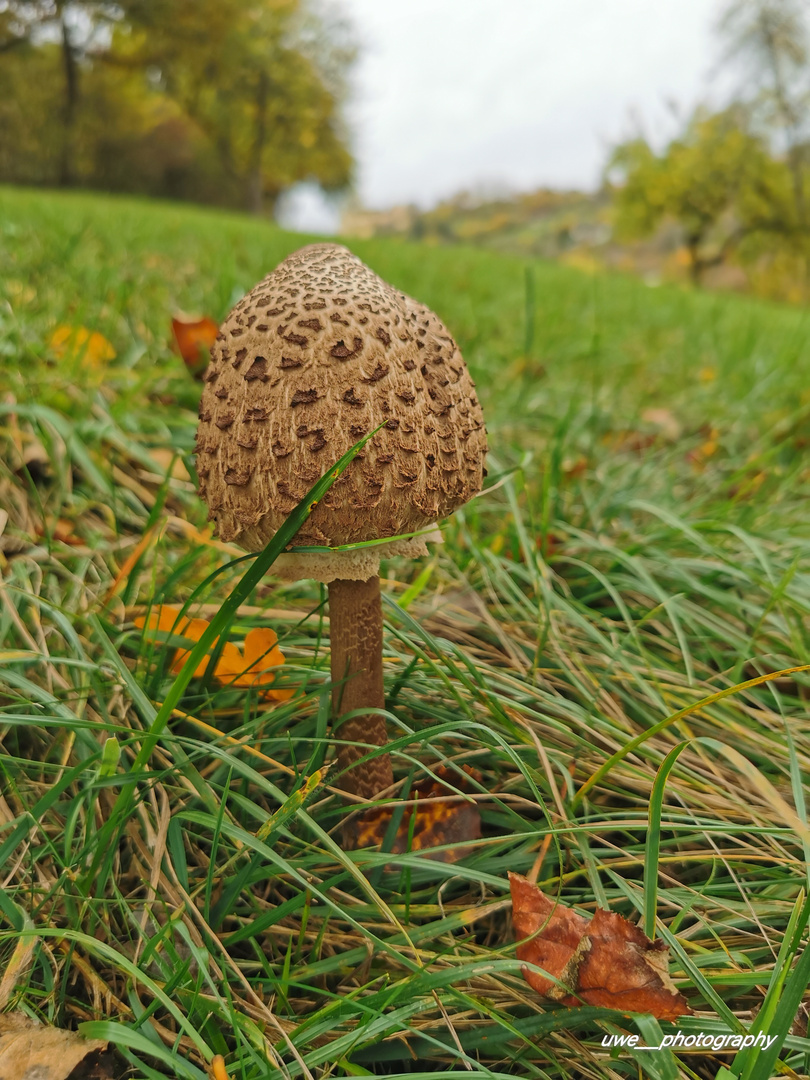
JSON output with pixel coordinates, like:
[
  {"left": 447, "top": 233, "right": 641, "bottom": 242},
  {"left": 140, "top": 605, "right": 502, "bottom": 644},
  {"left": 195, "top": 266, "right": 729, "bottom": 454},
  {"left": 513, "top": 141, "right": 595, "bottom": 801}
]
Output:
[
  {"left": 247, "top": 170, "right": 264, "bottom": 216},
  {"left": 58, "top": 15, "right": 79, "bottom": 187},
  {"left": 686, "top": 235, "right": 704, "bottom": 285},
  {"left": 246, "top": 70, "right": 269, "bottom": 214}
]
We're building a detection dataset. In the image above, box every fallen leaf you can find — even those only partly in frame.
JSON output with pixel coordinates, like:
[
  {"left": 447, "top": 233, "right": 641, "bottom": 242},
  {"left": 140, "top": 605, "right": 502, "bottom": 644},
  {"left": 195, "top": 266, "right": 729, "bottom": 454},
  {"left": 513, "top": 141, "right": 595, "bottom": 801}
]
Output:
[
  {"left": 509, "top": 873, "right": 691, "bottom": 1019},
  {"left": 147, "top": 448, "right": 191, "bottom": 482},
  {"left": 686, "top": 427, "right": 719, "bottom": 469},
  {"left": 562, "top": 455, "right": 589, "bottom": 478},
  {"left": 135, "top": 604, "right": 213, "bottom": 678},
  {"left": 136, "top": 605, "right": 292, "bottom": 699},
  {"left": 49, "top": 325, "right": 116, "bottom": 366},
  {"left": 0, "top": 1012, "right": 110, "bottom": 1080},
  {"left": 215, "top": 626, "right": 294, "bottom": 701},
  {"left": 34, "top": 518, "right": 85, "bottom": 546},
  {"left": 604, "top": 429, "right": 658, "bottom": 455},
  {"left": 640, "top": 407, "right": 682, "bottom": 441},
  {"left": 171, "top": 315, "right": 219, "bottom": 377},
  {"left": 350, "top": 766, "right": 481, "bottom": 861}
]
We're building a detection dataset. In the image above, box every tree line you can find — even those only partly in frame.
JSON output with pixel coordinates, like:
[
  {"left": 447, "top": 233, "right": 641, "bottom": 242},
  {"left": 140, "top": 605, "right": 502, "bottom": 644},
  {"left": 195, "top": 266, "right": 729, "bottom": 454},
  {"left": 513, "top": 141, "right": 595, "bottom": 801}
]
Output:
[
  {"left": 609, "top": 0, "right": 810, "bottom": 288},
  {"left": 0, "top": 0, "right": 354, "bottom": 214}
]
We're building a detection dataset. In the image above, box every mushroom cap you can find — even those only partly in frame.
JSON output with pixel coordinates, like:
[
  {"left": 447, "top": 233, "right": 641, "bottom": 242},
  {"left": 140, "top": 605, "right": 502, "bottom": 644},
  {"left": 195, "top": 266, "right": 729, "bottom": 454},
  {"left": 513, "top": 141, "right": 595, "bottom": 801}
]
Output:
[{"left": 195, "top": 243, "right": 487, "bottom": 560}]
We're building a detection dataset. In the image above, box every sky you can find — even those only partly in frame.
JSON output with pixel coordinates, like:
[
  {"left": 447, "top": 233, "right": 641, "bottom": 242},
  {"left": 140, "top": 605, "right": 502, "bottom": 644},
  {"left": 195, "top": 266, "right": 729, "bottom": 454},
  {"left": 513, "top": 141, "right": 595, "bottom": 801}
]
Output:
[{"left": 279, "top": 0, "right": 733, "bottom": 231}]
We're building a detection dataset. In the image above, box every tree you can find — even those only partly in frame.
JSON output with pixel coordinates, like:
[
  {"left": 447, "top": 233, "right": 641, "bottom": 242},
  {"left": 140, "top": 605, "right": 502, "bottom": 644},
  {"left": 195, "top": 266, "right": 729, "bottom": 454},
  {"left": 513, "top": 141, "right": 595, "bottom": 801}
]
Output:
[
  {"left": 118, "top": 0, "right": 354, "bottom": 214},
  {"left": 0, "top": 2, "right": 122, "bottom": 184},
  {"left": 716, "top": 0, "right": 810, "bottom": 228},
  {"left": 608, "top": 106, "right": 794, "bottom": 283},
  {"left": 0, "top": 0, "right": 354, "bottom": 213}
]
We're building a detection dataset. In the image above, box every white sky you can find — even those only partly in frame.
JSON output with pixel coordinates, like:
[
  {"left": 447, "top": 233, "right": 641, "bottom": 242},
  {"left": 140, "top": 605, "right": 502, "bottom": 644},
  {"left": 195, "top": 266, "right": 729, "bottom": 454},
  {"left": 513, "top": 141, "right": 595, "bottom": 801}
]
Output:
[{"left": 280, "top": 0, "right": 731, "bottom": 230}]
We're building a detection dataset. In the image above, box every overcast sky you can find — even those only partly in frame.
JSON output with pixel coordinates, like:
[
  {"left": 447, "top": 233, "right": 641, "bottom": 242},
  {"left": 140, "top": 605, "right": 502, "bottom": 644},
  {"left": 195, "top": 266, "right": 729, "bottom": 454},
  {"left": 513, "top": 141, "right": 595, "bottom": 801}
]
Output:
[{"left": 280, "top": 0, "right": 731, "bottom": 230}]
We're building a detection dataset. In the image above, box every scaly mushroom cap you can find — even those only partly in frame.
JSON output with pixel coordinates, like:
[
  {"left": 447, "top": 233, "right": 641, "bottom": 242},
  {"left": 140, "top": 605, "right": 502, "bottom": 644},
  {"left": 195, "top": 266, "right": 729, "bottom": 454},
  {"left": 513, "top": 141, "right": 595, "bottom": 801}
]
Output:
[{"left": 195, "top": 243, "right": 487, "bottom": 556}]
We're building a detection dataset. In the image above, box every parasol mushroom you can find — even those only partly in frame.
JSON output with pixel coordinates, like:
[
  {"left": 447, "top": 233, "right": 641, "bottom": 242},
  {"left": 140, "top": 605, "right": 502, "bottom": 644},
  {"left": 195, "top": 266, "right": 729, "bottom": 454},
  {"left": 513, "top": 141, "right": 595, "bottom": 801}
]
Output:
[{"left": 194, "top": 244, "right": 487, "bottom": 812}]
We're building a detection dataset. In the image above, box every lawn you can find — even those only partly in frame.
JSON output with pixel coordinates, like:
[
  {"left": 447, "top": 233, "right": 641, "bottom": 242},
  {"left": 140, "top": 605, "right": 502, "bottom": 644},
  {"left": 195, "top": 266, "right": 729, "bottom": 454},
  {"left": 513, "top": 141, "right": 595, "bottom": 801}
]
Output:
[{"left": 1, "top": 184, "right": 810, "bottom": 1080}]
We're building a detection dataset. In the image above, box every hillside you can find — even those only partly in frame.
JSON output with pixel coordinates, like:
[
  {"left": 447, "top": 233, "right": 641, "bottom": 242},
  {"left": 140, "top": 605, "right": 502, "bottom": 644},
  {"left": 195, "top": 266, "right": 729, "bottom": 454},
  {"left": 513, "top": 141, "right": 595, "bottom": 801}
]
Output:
[{"left": 1, "top": 186, "right": 809, "bottom": 1079}]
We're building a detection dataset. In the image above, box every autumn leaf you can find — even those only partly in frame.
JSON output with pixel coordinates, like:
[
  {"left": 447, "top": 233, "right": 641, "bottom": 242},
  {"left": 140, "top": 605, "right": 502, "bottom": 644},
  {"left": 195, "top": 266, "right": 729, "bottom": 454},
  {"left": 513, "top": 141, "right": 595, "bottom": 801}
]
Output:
[
  {"left": 135, "top": 605, "right": 292, "bottom": 699},
  {"left": 34, "top": 518, "right": 84, "bottom": 546},
  {"left": 171, "top": 314, "right": 219, "bottom": 377},
  {"left": 604, "top": 429, "right": 659, "bottom": 455},
  {"left": 349, "top": 766, "right": 481, "bottom": 861},
  {"left": 509, "top": 873, "right": 691, "bottom": 1020},
  {"left": 640, "top": 407, "right": 682, "bottom": 441},
  {"left": 135, "top": 604, "right": 213, "bottom": 678},
  {"left": 686, "top": 426, "right": 720, "bottom": 469},
  {"left": 215, "top": 626, "right": 294, "bottom": 701},
  {"left": 0, "top": 1012, "right": 112, "bottom": 1080},
  {"left": 49, "top": 325, "right": 116, "bottom": 366}
]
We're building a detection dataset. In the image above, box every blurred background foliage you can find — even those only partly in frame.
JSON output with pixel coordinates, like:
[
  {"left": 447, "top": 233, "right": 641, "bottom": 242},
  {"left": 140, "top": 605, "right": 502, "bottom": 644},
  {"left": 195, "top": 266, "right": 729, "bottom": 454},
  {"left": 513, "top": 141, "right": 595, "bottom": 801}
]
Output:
[
  {"left": 0, "top": 0, "right": 353, "bottom": 214},
  {"left": 345, "top": 0, "right": 810, "bottom": 304},
  {"left": 4, "top": 0, "right": 810, "bottom": 302}
]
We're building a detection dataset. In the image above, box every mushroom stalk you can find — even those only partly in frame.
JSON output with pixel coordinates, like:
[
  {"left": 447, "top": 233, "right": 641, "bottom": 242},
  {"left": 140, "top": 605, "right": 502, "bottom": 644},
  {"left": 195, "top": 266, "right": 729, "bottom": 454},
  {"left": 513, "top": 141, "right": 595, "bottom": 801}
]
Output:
[{"left": 328, "top": 575, "right": 394, "bottom": 799}]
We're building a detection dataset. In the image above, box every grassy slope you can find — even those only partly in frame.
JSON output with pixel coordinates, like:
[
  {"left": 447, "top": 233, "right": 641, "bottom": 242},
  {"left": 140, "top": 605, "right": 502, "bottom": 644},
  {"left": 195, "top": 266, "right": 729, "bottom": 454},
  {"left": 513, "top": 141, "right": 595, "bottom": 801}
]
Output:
[{"left": 1, "top": 185, "right": 810, "bottom": 1079}]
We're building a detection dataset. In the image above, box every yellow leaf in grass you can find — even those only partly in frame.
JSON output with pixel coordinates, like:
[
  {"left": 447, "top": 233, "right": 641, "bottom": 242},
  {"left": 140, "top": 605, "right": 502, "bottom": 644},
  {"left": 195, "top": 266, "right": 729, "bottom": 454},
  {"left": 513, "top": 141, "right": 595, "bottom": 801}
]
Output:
[{"left": 49, "top": 325, "right": 116, "bottom": 365}]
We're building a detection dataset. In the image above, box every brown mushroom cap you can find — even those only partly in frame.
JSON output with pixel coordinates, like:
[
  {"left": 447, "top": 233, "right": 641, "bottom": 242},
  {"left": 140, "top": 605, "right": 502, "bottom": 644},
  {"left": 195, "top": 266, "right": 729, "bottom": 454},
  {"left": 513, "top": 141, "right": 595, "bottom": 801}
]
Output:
[{"left": 195, "top": 244, "right": 487, "bottom": 573}]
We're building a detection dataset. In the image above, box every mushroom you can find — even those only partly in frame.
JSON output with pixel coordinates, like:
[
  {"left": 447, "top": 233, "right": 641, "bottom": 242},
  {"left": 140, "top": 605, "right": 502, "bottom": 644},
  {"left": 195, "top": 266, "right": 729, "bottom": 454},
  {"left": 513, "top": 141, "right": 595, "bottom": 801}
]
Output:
[{"left": 195, "top": 244, "right": 487, "bottom": 814}]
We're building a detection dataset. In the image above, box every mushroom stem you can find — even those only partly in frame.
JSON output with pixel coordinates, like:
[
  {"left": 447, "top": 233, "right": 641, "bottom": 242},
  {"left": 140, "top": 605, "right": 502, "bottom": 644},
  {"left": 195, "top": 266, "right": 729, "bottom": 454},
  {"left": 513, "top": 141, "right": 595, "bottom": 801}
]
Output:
[{"left": 328, "top": 575, "right": 394, "bottom": 800}]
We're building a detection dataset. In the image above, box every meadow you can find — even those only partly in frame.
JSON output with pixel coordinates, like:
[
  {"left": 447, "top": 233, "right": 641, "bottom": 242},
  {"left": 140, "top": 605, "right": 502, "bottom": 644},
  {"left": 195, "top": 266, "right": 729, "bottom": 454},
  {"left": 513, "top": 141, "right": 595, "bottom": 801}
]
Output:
[{"left": 1, "top": 185, "right": 810, "bottom": 1079}]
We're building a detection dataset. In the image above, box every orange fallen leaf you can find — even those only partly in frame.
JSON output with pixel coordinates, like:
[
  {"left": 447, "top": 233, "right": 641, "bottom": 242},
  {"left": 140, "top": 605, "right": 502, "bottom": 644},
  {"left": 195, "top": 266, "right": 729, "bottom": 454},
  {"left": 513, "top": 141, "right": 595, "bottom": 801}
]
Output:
[
  {"left": 349, "top": 766, "right": 481, "bottom": 860},
  {"left": 135, "top": 604, "right": 213, "bottom": 678},
  {"left": 49, "top": 325, "right": 116, "bottom": 365},
  {"left": 211, "top": 1054, "right": 231, "bottom": 1080},
  {"left": 509, "top": 873, "right": 691, "bottom": 1019},
  {"left": 135, "top": 605, "right": 291, "bottom": 699},
  {"left": 686, "top": 427, "right": 719, "bottom": 469},
  {"left": 215, "top": 626, "right": 294, "bottom": 701},
  {"left": 171, "top": 315, "right": 219, "bottom": 377}
]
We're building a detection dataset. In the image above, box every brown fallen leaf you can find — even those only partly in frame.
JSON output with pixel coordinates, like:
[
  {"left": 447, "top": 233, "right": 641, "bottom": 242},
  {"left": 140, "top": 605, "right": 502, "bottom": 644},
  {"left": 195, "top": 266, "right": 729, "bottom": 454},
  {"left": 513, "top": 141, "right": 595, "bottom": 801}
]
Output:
[
  {"left": 605, "top": 429, "right": 658, "bottom": 455},
  {"left": 171, "top": 315, "right": 219, "bottom": 377},
  {"left": 509, "top": 872, "right": 691, "bottom": 1020},
  {"left": 349, "top": 766, "right": 481, "bottom": 861},
  {"left": 34, "top": 518, "right": 85, "bottom": 546},
  {"left": 0, "top": 1013, "right": 110, "bottom": 1080},
  {"left": 640, "top": 407, "right": 682, "bottom": 441}
]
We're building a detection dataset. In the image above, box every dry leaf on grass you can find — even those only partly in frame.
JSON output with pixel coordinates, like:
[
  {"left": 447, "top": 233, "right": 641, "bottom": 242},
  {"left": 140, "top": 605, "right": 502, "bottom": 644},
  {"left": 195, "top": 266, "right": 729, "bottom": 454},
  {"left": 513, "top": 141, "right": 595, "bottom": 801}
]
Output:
[
  {"left": 136, "top": 605, "right": 293, "bottom": 701},
  {"left": 0, "top": 1013, "right": 112, "bottom": 1080},
  {"left": 49, "top": 326, "right": 116, "bottom": 366},
  {"left": 350, "top": 766, "right": 481, "bottom": 861},
  {"left": 509, "top": 872, "right": 691, "bottom": 1019},
  {"left": 214, "top": 626, "right": 294, "bottom": 701},
  {"left": 640, "top": 407, "right": 682, "bottom": 440},
  {"left": 171, "top": 315, "right": 219, "bottom": 377}
]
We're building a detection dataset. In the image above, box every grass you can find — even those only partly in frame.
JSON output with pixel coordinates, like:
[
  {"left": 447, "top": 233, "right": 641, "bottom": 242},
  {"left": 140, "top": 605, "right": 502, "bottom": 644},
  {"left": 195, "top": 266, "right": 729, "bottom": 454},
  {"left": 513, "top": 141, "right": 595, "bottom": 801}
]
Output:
[{"left": 1, "top": 183, "right": 809, "bottom": 1079}]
